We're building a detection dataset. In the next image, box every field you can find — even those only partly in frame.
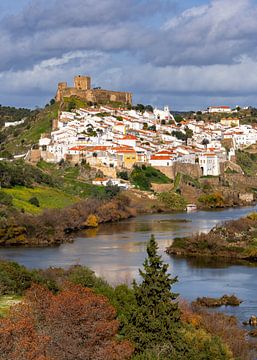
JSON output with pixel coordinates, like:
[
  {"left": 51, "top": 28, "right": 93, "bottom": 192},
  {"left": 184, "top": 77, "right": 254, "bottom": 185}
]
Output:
[{"left": 3, "top": 186, "right": 79, "bottom": 214}]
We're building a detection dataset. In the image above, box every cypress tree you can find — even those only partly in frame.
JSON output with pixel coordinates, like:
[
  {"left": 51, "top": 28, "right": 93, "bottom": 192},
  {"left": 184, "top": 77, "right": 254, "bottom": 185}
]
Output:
[{"left": 130, "top": 234, "right": 181, "bottom": 350}]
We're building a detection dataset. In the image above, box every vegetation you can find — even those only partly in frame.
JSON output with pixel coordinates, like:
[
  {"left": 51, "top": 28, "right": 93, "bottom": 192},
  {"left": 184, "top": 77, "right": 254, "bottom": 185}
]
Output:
[
  {"left": 130, "top": 165, "right": 171, "bottom": 191},
  {"left": 236, "top": 150, "right": 257, "bottom": 176},
  {"left": 192, "top": 295, "right": 242, "bottom": 308},
  {"left": 0, "top": 105, "right": 32, "bottom": 128},
  {"left": 198, "top": 192, "right": 225, "bottom": 208},
  {"left": 129, "top": 235, "right": 180, "bottom": 352},
  {"left": 0, "top": 160, "right": 55, "bottom": 188},
  {"left": 2, "top": 186, "right": 78, "bottom": 214},
  {"left": 0, "top": 102, "right": 58, "bottom": 156},
  {"left": 158, "top": 191, "right": 187, "bottom": 211},
  {"left": 167, "top": 213, "right": 257, "bottom": 261},
  {"left": 0, "top": 235, "right": 255, "bottom": 359},
  {"left": 0, "top": 283, "right": 134, "bottom": 360}
]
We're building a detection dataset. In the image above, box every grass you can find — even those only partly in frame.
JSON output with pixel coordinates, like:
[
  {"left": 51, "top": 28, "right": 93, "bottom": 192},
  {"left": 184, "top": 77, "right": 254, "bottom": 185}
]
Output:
[
  {"left": 3, "top": 103, "right": 58, "bottom": 155},
  {"left": 0, "top": 295, "right": 22, "bottom": 317},
  {"left": 3, "top": 186, "right": 79, "bottom": 214},
  {"left": 37, "top": 160, "right": 106, "bottom": 198}
]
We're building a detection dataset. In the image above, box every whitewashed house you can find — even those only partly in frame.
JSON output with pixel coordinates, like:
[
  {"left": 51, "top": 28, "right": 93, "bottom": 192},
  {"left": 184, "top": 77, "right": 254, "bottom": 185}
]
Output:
[{"left": 198, "top": 153, "right": 220, "bottom": 176}]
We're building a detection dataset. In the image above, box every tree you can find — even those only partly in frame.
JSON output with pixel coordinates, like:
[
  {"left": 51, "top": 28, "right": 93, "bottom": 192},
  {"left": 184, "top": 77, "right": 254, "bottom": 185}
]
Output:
[
  {"left": 130, "top": 235, "right": 180, "bottom": 351},
  {"left": 174, "top": 115, "right": 183, "bottom": 123},
  {"left": 145, "top": 105, "right": 153, "bottom": 113},
  {"left": 202, "top": 138, "right": 210, "bottom": 147},
  {"left": 0, "top": 283, "right": 133, "bottom": 360}
]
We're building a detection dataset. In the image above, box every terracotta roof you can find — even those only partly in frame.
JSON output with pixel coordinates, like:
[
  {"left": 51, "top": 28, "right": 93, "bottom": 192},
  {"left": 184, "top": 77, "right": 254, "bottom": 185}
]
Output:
[
  {"left": 68, "top": 146, "right": 86, "bottom": 151},
  {"left": 150, "top": 156, "right": 173, "bottom": 160},
  {"left": 121, "top": 135, "right": 138, "bottom": 140}
]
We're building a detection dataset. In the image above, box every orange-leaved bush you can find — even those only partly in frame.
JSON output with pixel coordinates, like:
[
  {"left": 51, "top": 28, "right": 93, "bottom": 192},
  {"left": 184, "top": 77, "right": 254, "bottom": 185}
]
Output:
[{"left": 0, "top": 283, "right": 133, "bottom": 360}]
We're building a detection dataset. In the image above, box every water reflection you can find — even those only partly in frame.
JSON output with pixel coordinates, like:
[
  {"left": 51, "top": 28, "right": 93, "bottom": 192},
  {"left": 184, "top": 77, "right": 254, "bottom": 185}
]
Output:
[{"left": 1, "top": 205, "right": 257, "bottom": 322}]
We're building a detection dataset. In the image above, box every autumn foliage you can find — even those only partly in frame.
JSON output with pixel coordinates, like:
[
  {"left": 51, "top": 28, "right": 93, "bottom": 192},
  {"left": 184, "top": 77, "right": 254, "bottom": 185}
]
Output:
[{"left": 0, "top": 283, "right": 133, "bottom": 360}]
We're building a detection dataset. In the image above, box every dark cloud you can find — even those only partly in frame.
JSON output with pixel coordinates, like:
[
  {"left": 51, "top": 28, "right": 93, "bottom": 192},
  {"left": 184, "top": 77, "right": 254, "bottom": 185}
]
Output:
[{"left": 1, "top": 0, "right": 257, "bottom": 109}]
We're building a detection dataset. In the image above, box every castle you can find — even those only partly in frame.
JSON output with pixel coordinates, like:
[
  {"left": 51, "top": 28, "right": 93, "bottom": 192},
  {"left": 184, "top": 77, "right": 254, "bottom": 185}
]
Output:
[{"left": 56, "top": 75, "right": 132, "bottom": 105}]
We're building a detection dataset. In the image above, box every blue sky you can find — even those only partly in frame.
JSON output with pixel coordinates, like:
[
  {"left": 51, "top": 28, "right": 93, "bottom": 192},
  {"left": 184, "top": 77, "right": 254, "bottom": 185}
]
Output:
[{"left": 1, "top": 0, "right": 257, "bottom": 110}]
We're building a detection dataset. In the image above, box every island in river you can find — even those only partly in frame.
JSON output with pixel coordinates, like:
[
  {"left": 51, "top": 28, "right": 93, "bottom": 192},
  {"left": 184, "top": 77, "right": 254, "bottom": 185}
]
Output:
[{"left": 167, "top": 212, "right": 257, "bottom": 262}]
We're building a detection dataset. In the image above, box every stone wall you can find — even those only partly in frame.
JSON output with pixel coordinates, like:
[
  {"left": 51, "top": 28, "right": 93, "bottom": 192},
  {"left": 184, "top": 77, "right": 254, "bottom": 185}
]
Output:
[
  {"left": 154, "top": 166, "right": 174, "bottom": 179},
  {"left": 155, "top": 163, "right": 202, "bottom": 180},
  {"left": 220, "top": 161, "right": 244, "bottom": 175},
  {"left": 56, "top": 76, "right": 132, "bottom": 105},
  {"left": 173, "top": 162, "right": 202, "bottom": 178}
]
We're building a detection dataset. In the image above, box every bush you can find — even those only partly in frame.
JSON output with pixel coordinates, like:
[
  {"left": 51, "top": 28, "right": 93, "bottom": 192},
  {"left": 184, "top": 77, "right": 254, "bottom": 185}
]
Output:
[
  {"left": 247, "top": 212, "right": 257, "bottom": 221},
  {"left": 117, "top": 171, "right": 129, "bottom": 181},
  {"left": 28, "top": 197, "right": 40, "bottom": 207},
  {"left": 198, "top": 193, "right": 225, "bottom": 208},
  {"left": 158, "top": 191, "right": 187, "bottom": 210},
  {"left": 0, "top": 191, "right": 13, "bottom": 206},
  {"left": 85, "top": 214, "right": 99, "bottom": 228},
  {"left": 0, "top": 261, "right": 43, "bottom": 296}
]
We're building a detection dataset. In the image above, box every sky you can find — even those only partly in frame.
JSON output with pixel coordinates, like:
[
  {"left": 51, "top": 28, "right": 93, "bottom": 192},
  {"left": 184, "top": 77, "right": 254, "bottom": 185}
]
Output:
[{"left": 1, "top": 0, "right": 257, "bottom": 110}]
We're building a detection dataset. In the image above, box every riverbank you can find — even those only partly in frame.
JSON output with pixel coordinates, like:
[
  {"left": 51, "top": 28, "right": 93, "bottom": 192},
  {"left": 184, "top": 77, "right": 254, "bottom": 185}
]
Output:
[
  {"left": 166, "top": 212, "right": 257, "bottom": 262},
  {"left": 0, "top": 194, "right": 136, "bottom": 247},
  {"left": 0, "top": 259, "right": 256, "bottom": 359}
]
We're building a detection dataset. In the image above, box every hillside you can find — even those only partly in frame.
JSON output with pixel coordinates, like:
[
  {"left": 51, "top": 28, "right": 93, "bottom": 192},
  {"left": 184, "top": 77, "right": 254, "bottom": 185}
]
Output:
[
  {"left": 0, "top": 105, "right": 32, "bottom": 128},
  {"left": 0, "top": 102, "right": 59, "bottom": 157}
]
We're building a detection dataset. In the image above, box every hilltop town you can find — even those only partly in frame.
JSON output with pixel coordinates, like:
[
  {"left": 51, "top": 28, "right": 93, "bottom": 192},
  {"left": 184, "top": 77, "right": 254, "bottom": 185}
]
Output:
[
  {"left": 11, "top": 77, "right": 253, "bottom": 206},
  {"left": 2, "top": 76, "right": 257, "bottom": 210}
]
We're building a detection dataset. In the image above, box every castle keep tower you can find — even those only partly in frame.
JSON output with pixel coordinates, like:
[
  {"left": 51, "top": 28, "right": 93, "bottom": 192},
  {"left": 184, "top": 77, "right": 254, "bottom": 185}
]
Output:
[
  {"left": 74, "top": 75, "right": 91, "bottom": 90},
  {"left": 55, "top": 75, "right": 132, "bottom": 105}
]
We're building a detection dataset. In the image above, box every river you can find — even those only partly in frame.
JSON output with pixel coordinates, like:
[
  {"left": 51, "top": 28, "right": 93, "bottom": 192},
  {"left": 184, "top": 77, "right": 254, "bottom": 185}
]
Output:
[{"left": 1, "top": 205, "right": 257, "bottom": 323}]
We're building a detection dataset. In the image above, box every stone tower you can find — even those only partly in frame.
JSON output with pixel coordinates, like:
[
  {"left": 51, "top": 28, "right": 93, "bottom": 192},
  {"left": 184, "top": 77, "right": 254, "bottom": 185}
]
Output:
[
  {"left": 56, "top": 82, "right": 67, "bottom": 102},
  {"left": 74, "top": 75, "right": 91, "bottom": 90}
]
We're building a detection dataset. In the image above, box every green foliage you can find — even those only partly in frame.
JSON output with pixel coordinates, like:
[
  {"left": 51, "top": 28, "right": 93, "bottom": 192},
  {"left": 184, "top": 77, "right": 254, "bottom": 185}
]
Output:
[
  {"left": 172, "top": 130, "right": 187, "bottom": 141},
  {"left": 0, "top": 160, "right": 54, "bottom": 188},
  {"left": 198, "top": 193, "right": 225, "bottom": 208},
  {"left": 0, "top": 261, "right": 43, "bottom": 296},
  {"left": 236, "top": 149, "right": 257, "bottom": 176},
  {"left": 0, "top": 105, "right": 32, "bottom": 128},
  {"left": 117, "top": 171, "right": 129, "bottom": 181},
  {"left": 3, "top": 186, "right": 78, "bottom": 214},
  {"left": 130, "top": 165, "right": 171, "bottom": 191},
  {"left": 158, "top": 191, "right": 187, "bottom": 211},
  {"left": 182, "top": 174, "right": 201, "bottom": 189},
  {"left": 129, "top": 235, "right": 180, "bottom": 351},
  {"left": 28, "top": 196, "right": 40, "bottom": 207},
  {"left": 0, "top": 191, "right": 13, "bottom": 206},
  {"left": 174, "top": 114, "right": 184, "bottom": 123}
]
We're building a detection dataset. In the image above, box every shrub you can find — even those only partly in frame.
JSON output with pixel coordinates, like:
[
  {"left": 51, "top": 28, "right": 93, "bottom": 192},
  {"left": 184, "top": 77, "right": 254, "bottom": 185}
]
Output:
[
  {"left": 29, "top": 197, "right": 40, "bottom": 207},
  {"left": 198, "top": 192, "right": 225, "bottom": 208},
  {"left": 158, "top": 191, "right": 187, "bottom": 210},
  {"left": 0, "top": 283, "right": 134, "bottom": 360},
  {"left": 117, "top": 171, "right": 129, "bottom": 181},
  {"left": 247, "top": 212, "right": 257, "bottom": 221},
  {"left": 85, "top": 214, "right": 99, "bottom": 228},
  {"left": 0, "top": 191, "right": 13, "bottom": 206}
]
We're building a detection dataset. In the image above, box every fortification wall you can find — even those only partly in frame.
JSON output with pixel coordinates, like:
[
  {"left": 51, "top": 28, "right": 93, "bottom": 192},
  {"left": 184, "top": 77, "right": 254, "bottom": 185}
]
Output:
[{"left": 56, "top": 76, "right": 132, "bottom": 105}]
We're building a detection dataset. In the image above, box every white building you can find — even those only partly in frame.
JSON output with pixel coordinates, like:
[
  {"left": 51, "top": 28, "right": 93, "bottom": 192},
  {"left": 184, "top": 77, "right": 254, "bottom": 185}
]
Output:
[
  {"left": 199, "top": 153, "right": 220, "bottom": 176},
  {"left": 154, "top": 106, "right": 174, "bottom": 122},
  {"left": 208, "top": 106, "right": 231, "bottom": 113}
]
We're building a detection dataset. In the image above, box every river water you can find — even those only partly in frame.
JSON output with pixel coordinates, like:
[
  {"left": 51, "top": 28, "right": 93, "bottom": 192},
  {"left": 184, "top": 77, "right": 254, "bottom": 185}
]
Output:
[{"left": 1, "top": 205, "right": 257, "bottom": 323}]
